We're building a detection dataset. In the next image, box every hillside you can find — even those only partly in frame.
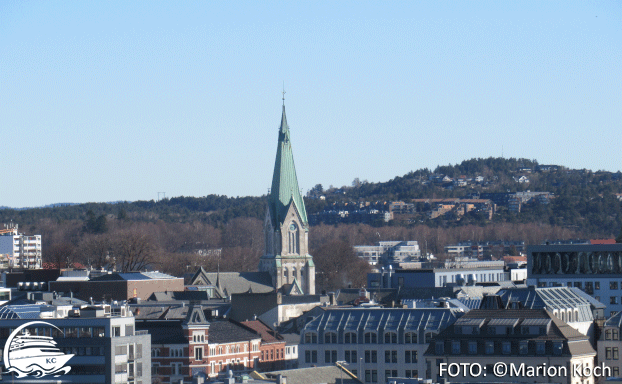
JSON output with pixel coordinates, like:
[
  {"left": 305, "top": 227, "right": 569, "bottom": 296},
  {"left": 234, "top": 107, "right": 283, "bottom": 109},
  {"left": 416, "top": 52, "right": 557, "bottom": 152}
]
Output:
[{"left": 1, "top": 157, "right": 621, "bottom": 237}]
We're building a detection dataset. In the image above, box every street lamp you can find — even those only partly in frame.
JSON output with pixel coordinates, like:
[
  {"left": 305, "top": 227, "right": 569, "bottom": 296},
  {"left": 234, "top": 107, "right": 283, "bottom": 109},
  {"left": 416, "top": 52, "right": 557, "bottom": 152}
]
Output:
[{"left": 336, "top": 361, "right": 348, "bottom": 384}]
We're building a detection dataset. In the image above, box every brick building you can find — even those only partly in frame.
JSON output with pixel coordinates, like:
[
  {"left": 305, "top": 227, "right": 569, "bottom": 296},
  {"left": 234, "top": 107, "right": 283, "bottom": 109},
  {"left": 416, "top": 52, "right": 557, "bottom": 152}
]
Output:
[{"left": 242, "top": 319, "right": 287, "bottom": 371}]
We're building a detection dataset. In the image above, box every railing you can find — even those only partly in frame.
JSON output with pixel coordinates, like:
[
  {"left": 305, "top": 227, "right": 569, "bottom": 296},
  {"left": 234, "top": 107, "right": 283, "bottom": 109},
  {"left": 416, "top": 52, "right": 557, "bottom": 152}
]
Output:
[{"left": 135, "top": 330, "right": 149, "bottom": 335}]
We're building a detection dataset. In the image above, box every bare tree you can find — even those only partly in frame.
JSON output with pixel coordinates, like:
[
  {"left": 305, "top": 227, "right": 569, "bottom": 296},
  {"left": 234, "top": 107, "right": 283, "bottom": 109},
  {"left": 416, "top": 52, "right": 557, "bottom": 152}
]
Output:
[
  {"left": 76, "top": 234, "right": 113, "bottom": 269},
  {"left": 113, "top": 229, "right": 155, "bottom": 272}
]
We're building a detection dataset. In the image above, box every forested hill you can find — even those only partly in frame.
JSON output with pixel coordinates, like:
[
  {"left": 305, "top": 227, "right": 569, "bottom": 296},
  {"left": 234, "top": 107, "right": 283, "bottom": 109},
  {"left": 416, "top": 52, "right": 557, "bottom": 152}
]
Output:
[{"left": 1, "top": 157, "right": 621, "bottom": 237}]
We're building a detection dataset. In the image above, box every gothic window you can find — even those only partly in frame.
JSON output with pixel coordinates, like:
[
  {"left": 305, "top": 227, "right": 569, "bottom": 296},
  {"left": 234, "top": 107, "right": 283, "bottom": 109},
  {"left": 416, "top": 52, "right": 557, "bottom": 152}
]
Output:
[
  {"left": 288, "top": 222, "right": 299, "bottom": 254},
  {"left": 284, "top": 268, "right": 289, "bottom": 282},
  {"left": 292, "top": 267, "right": 297, "bottom": 280}
]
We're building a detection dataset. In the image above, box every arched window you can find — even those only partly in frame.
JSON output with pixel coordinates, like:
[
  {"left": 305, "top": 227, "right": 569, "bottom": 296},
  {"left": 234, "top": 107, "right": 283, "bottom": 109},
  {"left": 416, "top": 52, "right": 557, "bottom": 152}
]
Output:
[
  {"left": 324, "top": 332, "right": 337, "bottom": 343},
  {"left": 284, "top": 268, "right": 289, "bottom": 282},
  {"left": 364, "top": 332, "right": 377, "bottom": 344},
  {"left": 292, "top": 267, "right": 297, "bottom": 281},
  {"left": 404, "top": 332, "right": 417, "bottom": 344},
  {"left": 384, "top": 332, "right": 397, "bottom": 344},
  {"left": 288, "top": 222, "right": 299, "bottom": 254},
  {"left": 345, "top": 332, "right": 357, "bottom": 343}
]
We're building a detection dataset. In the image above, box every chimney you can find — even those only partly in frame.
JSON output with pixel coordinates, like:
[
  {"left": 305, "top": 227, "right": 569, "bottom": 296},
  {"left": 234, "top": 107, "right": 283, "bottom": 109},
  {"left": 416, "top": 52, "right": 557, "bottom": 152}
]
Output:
[{"left": 328, "top": 292, "right": 336, "bottom": 306}]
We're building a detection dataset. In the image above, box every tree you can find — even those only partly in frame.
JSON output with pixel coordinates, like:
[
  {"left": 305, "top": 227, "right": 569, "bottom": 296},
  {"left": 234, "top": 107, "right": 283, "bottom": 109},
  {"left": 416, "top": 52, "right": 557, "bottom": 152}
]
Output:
[
  {"left": 313, "top": 239, "right": 371, "bottom": 291},
  {"left": 46, "top": 242, "right": 75, "bottom": 268},
  {"left": 113, "top": 229, "right": 155, "bottom": 272}
]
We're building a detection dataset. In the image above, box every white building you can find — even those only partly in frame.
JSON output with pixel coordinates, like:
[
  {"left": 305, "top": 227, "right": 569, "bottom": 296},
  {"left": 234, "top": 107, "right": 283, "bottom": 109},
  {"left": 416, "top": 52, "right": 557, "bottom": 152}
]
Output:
[
  {"left": 0, "top": 223, "right": 42, "bottom": 269},
  {"left": 354, "top": 241, "right": 421, "bottom": 266}
]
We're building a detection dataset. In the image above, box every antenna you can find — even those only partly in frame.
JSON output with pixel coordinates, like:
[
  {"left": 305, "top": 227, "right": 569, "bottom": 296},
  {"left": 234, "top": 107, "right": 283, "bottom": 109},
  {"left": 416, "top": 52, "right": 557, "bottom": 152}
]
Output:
[{"left": 157, "top": 192, "right": 166, "bottom": 201}]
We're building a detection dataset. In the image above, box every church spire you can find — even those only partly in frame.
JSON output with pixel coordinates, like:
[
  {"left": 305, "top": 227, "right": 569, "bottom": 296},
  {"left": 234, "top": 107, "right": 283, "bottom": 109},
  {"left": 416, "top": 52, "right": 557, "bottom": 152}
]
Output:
[{"left": 269, "top": 102, "right": 308, "bottom": 227}]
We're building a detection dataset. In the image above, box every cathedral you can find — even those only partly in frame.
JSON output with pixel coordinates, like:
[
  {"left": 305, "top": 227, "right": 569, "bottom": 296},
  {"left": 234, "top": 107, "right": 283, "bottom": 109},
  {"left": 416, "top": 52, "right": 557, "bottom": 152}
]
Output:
[{"left": 258, "top": 102, "right": 316, "bottom": 295}]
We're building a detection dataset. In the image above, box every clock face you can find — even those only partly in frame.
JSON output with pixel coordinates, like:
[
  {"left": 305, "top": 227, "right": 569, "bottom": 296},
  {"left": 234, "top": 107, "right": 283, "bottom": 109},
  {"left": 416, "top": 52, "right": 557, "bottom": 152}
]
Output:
[{"left": 289, "top": 223, "right": 297, "bottom": 231}]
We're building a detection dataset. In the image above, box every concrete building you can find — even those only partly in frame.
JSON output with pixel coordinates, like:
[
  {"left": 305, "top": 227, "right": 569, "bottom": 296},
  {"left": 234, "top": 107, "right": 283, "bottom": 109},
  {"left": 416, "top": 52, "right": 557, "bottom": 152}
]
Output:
[
  {"left": 0, "top": 300, "right": 150, "bottom": 384},
  {"left": 425, "top": 308, "right": 597, "bottom": 384},
  {"left": 298, "top": 307, "right": 465, "bottom": 382},
  {"left": 0, "top": 223, "right": 42, "bottom": 269},
  {"left": 259, "top": 103, "right": 315, "bottom": 295},
  {"left": 49, "top": 271, "right": 184, "bottom": 302},
  {"left": 527, "top": 243, "right": 622, "bottom": 317}
]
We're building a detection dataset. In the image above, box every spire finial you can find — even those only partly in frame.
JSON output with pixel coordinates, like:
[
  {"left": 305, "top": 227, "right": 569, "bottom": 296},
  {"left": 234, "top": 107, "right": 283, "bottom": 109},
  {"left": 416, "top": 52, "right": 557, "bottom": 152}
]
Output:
[{"left": 282, "top": 82, "right": 286, "bottom": 105}]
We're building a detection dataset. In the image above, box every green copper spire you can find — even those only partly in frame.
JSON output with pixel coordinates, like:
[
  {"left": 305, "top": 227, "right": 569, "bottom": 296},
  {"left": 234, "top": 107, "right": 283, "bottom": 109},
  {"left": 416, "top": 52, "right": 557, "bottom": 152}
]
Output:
[{"left": 269, "top": 104, "right": 308, "bottom": 227}]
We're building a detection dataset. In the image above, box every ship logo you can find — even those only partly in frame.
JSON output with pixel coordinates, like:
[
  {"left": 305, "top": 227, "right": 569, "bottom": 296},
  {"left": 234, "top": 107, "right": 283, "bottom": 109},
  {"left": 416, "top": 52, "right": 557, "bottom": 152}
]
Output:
[{"left": 3, "top": 321, "right": 73, "bottom": 378}]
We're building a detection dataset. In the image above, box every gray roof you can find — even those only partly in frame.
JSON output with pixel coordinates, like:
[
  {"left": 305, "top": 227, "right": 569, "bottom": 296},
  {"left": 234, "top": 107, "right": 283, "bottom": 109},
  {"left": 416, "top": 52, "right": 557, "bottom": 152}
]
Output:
[
  {"left": 0, "top": 304, "right": 42, "bottom": 319},
  {"left": 208, "top": 320, "right": 261, "bottom": 344},
  {"left": 91, "top": 272, "right": 176, "bottom": 281},
  {"left": 136, "top": 320, "right": 188, "bottom": 344},
  {"left": 189, "top": 268, "right": 273, "bottom": 296},
  {"left": 427, "top": 309, "right": 595, "bottom": 357},
  {"left": 265, "top": 365, "right": 362, "bottom": 384},
  {"left": 302, "top": 307, "right": 464, "bottom": 338},
  {"left": 497, "top": 287, "right": 596, "bottom": 322}
]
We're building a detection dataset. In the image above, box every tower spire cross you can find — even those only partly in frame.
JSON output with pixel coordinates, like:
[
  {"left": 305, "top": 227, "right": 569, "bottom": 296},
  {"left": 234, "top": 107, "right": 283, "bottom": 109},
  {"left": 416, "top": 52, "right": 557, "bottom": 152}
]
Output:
[{"left": 282, "top": 82, "right": 286, "bottom": 105}]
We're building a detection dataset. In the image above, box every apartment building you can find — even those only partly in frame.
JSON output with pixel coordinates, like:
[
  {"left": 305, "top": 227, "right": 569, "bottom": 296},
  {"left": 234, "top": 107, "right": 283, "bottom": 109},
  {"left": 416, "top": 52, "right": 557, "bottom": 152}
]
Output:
[
  {"left": 0, "top": 301, "right": 150, "bottom": 384},
  {"left": 0, "top": 223, "right": 42, "bottom": 269},
  {"left": 298, "top": 307, "right": 464, "bottom": 383},
  {"left": 425, "top": 308, "right": 596, "bottom": 384}
]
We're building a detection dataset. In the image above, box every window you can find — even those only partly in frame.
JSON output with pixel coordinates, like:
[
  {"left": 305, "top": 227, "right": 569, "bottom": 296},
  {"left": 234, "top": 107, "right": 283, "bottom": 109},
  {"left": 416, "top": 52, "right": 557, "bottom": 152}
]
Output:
[
  {"left": 345, "top": 350, "right": 357, "bottom": 363},
  {"left": 553, "top": 342, "right": 563, "bottom": 355},
  {"left": 384, "top": 350, "right": 397, "bottom": 363},
  {"left": 151, "top": 363, "right": 160, "bottom": 376},
  {"left": 452, "top": 341, "right": 461, "bottom": 354},
  {"left": 345, "top": 332, "right": 357, "bottom": 344},
  {"left": 435, "top": 342, "right": 444, "bottom": 355},
  {"left": 596, "top": 282, "right": 600, "bottom": 290},
  {"left": 615, "top": 347, "right": 620, "bottom": 360},
  {"left": 385, "top": 370, "right": 397, "bottom": 380},
  {"left": 612, "top": 296, "right": 618, "bottom": 305},
  {"left": 304, "top": 350, "right": 317, "bottom": 363},
  {"left": 615, "top": 367, "right": 620, "bottom": 377},
  {"left": 468, "top": 341, "right": 477, "bottom": 355},
  {"left": 607, "top": 347, "right": 613, "bottom": 360},
  {"left": 324, "top": 332, "right": 337, "bottom": 344},
  {"left": 113, "top": 326, "right": 121, "bottom": 337},
  {"left": 487, "top": 326, "right": 496, "bottom": 335},
  {"left": 614, "top": 329, "right": 620, "bottom": 340},
  {"left": 405, "top": 350, "right": 417, "bottom": 363},
  {"left": 288, "top": 222, "right": 299, "bottom": 254},
  {"left": 364, "top": 350, "right": 377, "bottom": 363},
  {"left": 612, "top": 282, "right": 619, "bottom": 290},
  {"left": 405, "top": 370, "right": 418, "bottom": 378},
  {"left": 606, "top": 330, "right": 613, "bottom": 340},
  {"left": 536, "top": 342, "right": 545, "bottom": 355},
  {"left": 519, "top": 341, "right": 528, "bottom": 355},
  {"left": 404, "top": 332, "right": 417, "bottom": 344},
  {"left": 384, "top": 332, "right": 397, "bottom": 344},
  {"left": 364, "top": 332, "right": 377, "bottom": 344},
  {"left": 325, "top": 350, "right": 337, "bottom": 363},
  {"left": 485, "top": 341, "right": 494, "bottom": 354},
  {"left": 502, "top": 342, "right": 511, "bottom": 355},
  {"left": 195, "top": 347, "right": 203, "bottom": 361},
  {"left": 305, "top": 333, "right": 318, "bottom": 343}
]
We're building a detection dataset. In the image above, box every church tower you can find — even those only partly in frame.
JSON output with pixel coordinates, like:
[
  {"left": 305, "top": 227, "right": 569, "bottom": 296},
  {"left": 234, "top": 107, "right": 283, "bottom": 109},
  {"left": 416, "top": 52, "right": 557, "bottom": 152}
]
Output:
[{"left": 259, "top": 101, "right": 315, "bottom": 295}]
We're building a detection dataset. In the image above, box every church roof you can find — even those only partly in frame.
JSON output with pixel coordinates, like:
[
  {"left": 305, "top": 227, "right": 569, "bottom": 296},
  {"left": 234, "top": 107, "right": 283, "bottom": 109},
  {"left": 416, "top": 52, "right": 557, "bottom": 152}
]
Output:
[{"left": 269, "top": 105, "right": 308, "bottom": 227}]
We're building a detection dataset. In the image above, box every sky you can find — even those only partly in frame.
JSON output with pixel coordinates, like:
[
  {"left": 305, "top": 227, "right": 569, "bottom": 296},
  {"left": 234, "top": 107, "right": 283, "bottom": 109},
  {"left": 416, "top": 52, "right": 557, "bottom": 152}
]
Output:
[{"left": 1, "top": 1, "right": 621, "bottom": 208}]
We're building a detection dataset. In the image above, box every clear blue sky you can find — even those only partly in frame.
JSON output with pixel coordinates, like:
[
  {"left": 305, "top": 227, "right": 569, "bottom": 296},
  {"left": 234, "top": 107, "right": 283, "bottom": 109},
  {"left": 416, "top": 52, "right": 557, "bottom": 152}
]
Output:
[{"left": 2, "top": 1, "right": 621, "bottom": 208}]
